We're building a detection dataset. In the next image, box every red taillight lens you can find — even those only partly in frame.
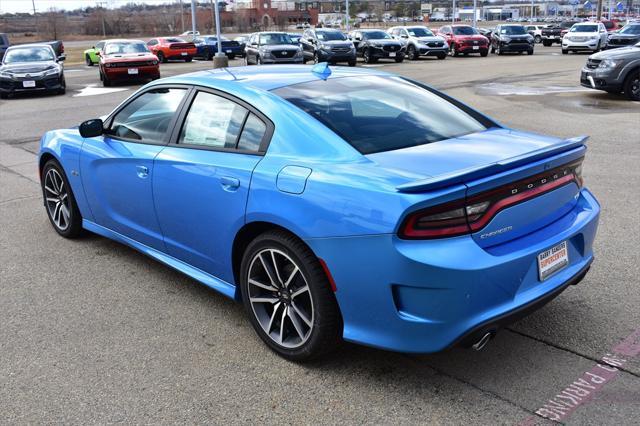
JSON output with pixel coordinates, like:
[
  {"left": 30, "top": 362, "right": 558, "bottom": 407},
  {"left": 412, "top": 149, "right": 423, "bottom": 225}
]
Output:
[{"left": 399, "top": 158, "right": 584, "bottom": 240}]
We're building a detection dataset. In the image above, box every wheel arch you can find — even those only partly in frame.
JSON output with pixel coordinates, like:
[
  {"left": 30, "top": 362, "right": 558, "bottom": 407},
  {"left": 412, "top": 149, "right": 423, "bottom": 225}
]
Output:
[{"left": 231, "top": 221, "right": 317, "bottom": 301}]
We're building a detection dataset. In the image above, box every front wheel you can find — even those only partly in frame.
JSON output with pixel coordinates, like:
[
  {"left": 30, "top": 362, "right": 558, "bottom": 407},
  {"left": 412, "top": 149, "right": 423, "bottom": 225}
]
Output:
[
  {"left": 527, "top": 49, "right": 534, "bottom": 55},
  {"left": 241, "top": 230, "right": 342, "bottom": 361},
  {"left": 407, "top": 45, "right": 418, "bottom": 60},
  {"left": 562, "top": 49, "right": 568, "bottom": 54},
  {"left": 623, "top": 70, "right": 640, "bottom": 101},
  {"left": 41, "top": 160, "right": 83, "bottom": 238},
  {"left": 394, "top": 56, "right": 404, "bottom": 63},
  {"left": 347, "top": 60, "right": 356, "bottom": 67},
  {"left": 534, "top": 35, "right": 542, "bottom": 43},
  {"left": 157, "top": 51, "right": 166, "bottom": 63},
  {"left": 450, "top": 44, "right": 459, "bottom": 57}
]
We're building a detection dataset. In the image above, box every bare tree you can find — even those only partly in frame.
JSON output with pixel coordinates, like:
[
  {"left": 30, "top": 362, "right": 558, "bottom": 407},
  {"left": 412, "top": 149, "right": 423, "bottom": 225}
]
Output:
[{"left": 43, "top": 8, "right": 67, "bottom": 40}]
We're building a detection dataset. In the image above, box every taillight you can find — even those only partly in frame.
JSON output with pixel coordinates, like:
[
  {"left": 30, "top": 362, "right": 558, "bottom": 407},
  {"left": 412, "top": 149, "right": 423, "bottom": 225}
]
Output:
[{"left": 399, "top": 158, "right": 584, "bottom": 240}]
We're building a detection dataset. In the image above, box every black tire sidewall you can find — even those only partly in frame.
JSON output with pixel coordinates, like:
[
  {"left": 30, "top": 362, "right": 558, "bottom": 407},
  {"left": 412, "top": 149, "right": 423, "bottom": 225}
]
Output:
[{"left": 240, "top": 231, "right": 341, "bottom": 361}]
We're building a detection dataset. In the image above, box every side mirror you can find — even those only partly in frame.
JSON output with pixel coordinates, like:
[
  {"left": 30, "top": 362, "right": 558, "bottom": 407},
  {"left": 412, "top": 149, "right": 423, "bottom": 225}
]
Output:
[
  {"left": 79, "top": 119, "right": 104, "bottom": 138},
  {"left": 57, "top": 55, "right": 66, "bottom": 62},
  {"left": 401, "top": 34, "right": 408, "bottom": 38}
]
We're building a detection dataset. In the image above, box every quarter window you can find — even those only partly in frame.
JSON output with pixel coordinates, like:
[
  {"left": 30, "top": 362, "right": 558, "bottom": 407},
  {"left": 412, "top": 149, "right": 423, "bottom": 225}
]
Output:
[
  {"left": 179, "top": 92, "right": 247, "bottom": 149},
  {"left": 237, "top": 114, "right": 266, "bottom": 151},
  {"left": 109, "top": 88, "right": 187, "bottom": 142}
]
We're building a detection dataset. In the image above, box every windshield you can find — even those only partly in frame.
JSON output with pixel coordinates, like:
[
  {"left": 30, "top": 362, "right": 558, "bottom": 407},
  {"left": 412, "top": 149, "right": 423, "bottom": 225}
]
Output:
[
  {"left": 408, "top": 27, "right": 434, "bottom": 37},
  {"left": 289, "top": 34, "right": 301, "bottom": 43},
  {"left": 571, "top": 25, "right": 598, "bottom": 33},
  {"left": 165, "top": 37, "right": 186, "bottom": 43},
  {"left": 259, "top": 33, "right": 293, "bottom": 45},
  {"left": 452, "top": 26, "right": 479, "bottom": 35},
  {"left": 364, "top": 31, "right": 391, "bottom": 40},
  {"left": 3, "top": 46, "right": 54, "bottom": 63},
  {"left": 620, "top": 25, "right": 640, "bottom": 35},
  {"left": 274, "top": 76, "right": 487, "bottom": 155},
  {"left": 104, "top": 42, "right": 149, "bottom": 55},
  {"left": 501, "top": 26, "right": 526, "bottom": 35},
  {"left": 317, "top": 31, "right": 347, "bottom": 41}
]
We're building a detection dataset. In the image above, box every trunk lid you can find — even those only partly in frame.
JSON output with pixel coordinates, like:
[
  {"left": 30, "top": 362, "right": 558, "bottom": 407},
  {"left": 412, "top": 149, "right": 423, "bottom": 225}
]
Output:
[{"left": 366, "top": 128, "right": 587, "bottom": 247}]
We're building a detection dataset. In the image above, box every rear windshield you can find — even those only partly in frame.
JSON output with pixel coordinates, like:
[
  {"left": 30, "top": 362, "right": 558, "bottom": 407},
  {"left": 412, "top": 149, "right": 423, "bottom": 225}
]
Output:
[
  {"left": 273, "top": 76, "right": 487, "bottom": 155},
  {"left": 165, "top": 37, "right": 186, "bottom": 43},
  {"left": 452, "top": 26, "right": 478, "bottom": 35}
]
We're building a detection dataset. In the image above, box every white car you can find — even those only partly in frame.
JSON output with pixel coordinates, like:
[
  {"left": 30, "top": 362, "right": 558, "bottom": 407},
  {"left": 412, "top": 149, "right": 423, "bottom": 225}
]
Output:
[
  {"left": 562, "top": 22, "right": 608, "bottom": 54},
  {"left": 524, "top": 25, "right": 546, "bottom": 43}
]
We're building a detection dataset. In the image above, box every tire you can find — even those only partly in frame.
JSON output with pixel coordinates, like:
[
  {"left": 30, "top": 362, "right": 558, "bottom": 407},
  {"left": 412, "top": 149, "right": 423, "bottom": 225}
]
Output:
[
  {"left": 348, "top": 60, "right": 356, "bottom": 67},
  {"left": 527, "top": 49, "right": 534, "bottom": 55},
  {"left": 313, "top": 51, "right": 319, "bottom": 64},
  {"left": 102, "top": 73, "right": 111, "bottom": 87},
  {"left": 407, "top": 45, "right": 418, "bottom": 60},
  {"left": 41, "top": 159, "right": 83, "bottom": 238},
  {"left": 534, "top": 35, "right": 542, "bottom": 43},
  {"left": 157, "top": 51, "right": 166, "bottom": 63},
  {"left": 240, "top": 230, "right": 342, "bottom": 361},
  {"left": 0, "top": 92, "right": 8, "bottom": 99},
  {"left": 257, "top": 56, "right": 263, "bottom": 65},
  {"left": 496, "top": 45, "right": 502, "bottom": 55},
  {"left": 490, "top": 44, "right": 495, "bottom": 53},
  {"left": 394, "top": 56, "right": 403, "bottom": 63},
  {"left": 623, "top": 70, "right": 640, "bottom": 101},
  {"left": 228, "top": 54, "right": 235, "bottom": 60},
  {"left": 480, "top": 50, "right": 488, "bottom": 57},
  {"left": 363, "top": 48, "right": 372, "bottom": 64},
  {"left": 85, "top": 54, "right": 93, "bottom": 66},
  {"left": 542, "top": 40, "right": 551, "bottom": 47},
  {"left": 562, "top": 49, "right": 568, "bottom": 54},
  {"left": 185, "top": 57, "right": 192, "bottom": 62},
  {"left": 58, "top": 77, "right": 66, "bottom": 95},
  {"left": 450, "top": 44, "right": 458, "bottom": 56},
  {"left": 244, "top": 55, "right": 250, "bottom": 65},
  {"left": 437, "top": 52, "right": 446, "bottom": 60}
]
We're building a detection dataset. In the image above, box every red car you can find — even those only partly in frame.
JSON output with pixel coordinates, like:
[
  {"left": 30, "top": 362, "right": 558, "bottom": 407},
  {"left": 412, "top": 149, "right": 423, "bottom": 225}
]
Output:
[
  {"left": 146, "top": 37, "right": 197, "bottom": 63},
  {"left": 437, "top": 25, "right": 489, "bottom": 57},
  {"left": 99, "top": 39, "right": 160, "bottom": 87}
]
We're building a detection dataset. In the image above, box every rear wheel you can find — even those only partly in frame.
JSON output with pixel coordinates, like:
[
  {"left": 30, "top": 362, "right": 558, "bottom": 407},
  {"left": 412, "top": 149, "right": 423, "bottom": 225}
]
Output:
[
  {"left": 534, "top": 35, "right": 542, "bottom": 43},
  {"left": 623, "top": 69, "right": 640, "bottom": 101},
  {"left": 157, "top": 51, "right": 166, "bottom": 63},
  {"left": 41, "top": 160, "right": 83, "bottom": 238},
  {"left": 241, "top": 230, "right": 342, "bottom": 361},
  {"left": 85, "top": 54, "right": 93, "bottom": 66}
]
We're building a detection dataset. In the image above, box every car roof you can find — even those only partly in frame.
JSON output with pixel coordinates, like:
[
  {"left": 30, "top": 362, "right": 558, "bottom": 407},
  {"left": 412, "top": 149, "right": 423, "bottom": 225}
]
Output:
[
  {"left": 104, "top": 39, "right": 145, "bottom": 43},
  {"left": 157, "top": 65, "right": 390, "bottom": 92},
  {"left": 5, "top": 43, "right": 54, "bottom": 50}
]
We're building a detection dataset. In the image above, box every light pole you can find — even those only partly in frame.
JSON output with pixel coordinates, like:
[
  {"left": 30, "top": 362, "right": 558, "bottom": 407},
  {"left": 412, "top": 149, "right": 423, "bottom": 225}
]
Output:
[
  {"left": 473, "top": 0, "right": 477, "bottom": 27},
  {"left": 212, "top": 0, "right": 228, "bottom": 68},
  {"left": 345, "top": 0, "right": 350, "bottom": 32},
  {"left": 531, "top": 0, "right": 534, "bottom": 23},
  {"left": 190, "top": 0, "right": 197, "bottom": 37},
  {"left": 452, "top": 0, "right": 456, "bottom": 24}
]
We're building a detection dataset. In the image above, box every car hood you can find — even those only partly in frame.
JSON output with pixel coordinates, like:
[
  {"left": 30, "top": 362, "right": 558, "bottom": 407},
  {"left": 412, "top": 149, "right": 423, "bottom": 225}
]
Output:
[
  {"left": 453, "top": 35, "right": 487, "bottom": 41},
  {"left": 566, "top": 32, "right": 599, "bottom": 37},
  {"left": 365, "top": 127, "right": 564, "bottom": 181},
  {"left": 368, "top": 39, "right": 402, "bottom": 46},
  {"left": 609, "top": 34, "right": 640, "bottom": 40},
  {"left": 0, "top": 61, "right": 58, "bottom": 73},
  {"left": 103, "top": 53, "right": 157, "bottom": 61},
  {"left": 262, "top": 44, "right": 300, "bottom": 51},
  {"left": 414, "top": 36, "right": 445, "bottom": 43},
  {"left": 591, "top": 45, "right": 640, "bottom": 59}
]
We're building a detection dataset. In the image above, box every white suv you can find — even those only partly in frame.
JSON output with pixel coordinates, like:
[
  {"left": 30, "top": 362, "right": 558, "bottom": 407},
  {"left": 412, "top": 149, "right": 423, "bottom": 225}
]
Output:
[
  {"left": 562, "top": 22, "right": 608, "bottom": 54},
  {"left": 388, "top": 26, "right": 448, "bottom": 60}
]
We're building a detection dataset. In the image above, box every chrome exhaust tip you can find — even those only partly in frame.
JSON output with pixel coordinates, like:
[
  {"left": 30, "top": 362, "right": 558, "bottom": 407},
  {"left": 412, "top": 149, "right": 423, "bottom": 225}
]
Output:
[{"left": 471, "top": 332, "right": 493, "bottom": 351}]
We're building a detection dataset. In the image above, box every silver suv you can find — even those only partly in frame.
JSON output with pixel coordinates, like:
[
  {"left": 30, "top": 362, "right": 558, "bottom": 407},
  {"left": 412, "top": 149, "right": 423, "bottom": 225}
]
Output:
[{"left": 388, "top": 26, "right": 448, "bottom": 60}]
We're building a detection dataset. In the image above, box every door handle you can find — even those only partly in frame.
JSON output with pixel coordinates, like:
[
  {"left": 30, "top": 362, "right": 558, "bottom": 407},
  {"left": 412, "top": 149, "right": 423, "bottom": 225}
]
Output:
[
  {"left": 136, "top": 165, "right": 149, "bottom": 178},
  {"left": 220, "top": 176, "right": 240, "bottom": 191}
]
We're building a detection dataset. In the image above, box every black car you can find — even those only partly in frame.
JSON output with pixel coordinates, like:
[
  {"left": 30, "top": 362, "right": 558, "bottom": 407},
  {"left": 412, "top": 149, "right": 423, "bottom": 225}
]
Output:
[
  {"left": 349, "top": 29, "right": 405, "bottom": 63},
  {"left": 0, "top": 44, "right": 66, "bottom": 98},
  {"left": 491, "top": 25, "right": 535, "bottom": 55},
  {"left": 606, "top": 23, "right": 640, "bottom": 49},
  {"left": 300, "top": 28, "right": 356, "bottom": 66}
]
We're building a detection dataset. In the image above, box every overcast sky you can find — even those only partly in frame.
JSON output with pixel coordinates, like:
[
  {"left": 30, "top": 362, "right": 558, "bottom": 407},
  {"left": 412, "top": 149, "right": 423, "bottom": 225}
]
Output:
[{"left": 0, "top": 0, "right": 177, "bottom": 14}]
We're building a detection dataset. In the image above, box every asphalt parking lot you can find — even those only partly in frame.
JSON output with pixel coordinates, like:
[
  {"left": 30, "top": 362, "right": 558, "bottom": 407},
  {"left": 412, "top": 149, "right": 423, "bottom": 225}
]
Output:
[{"left": 1, "top": 46, "right": 639, "bottom": 424}]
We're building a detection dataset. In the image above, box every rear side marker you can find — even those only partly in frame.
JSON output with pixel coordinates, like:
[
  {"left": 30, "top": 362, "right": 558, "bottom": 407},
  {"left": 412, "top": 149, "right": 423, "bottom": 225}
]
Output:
[{"left": 319, "top": 258, "right": 337, "bottom": 292}]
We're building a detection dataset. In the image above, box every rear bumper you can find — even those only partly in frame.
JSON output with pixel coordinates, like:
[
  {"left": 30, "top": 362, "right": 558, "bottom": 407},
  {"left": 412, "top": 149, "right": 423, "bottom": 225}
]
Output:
[
  {"left": 165, "top": 49, "right": 197, "bottom": 59},
  {"left": 305, "top": 188, "right": 600, "bottom": 353}
]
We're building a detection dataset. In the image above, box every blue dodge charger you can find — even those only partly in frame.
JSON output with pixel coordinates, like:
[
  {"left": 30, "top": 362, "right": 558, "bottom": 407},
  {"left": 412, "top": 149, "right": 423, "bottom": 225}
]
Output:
[{"left": 38, "top": 64, "right": 600, "bottom": 360}]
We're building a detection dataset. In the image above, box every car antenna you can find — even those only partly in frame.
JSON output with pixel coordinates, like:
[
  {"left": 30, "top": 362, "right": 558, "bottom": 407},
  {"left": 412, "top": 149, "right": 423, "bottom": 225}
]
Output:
[{"left": 311, "top": 62, "right": 331, "bottom": 80}]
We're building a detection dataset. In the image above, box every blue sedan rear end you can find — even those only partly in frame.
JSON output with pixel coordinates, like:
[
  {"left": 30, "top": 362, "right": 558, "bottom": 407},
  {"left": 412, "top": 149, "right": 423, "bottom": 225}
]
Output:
[{"left": 37, "top": 65, "right": 599, "bottom": 360}]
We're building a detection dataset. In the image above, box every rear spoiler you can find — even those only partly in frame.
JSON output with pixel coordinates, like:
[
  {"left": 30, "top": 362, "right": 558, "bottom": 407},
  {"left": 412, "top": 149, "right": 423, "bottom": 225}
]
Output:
[{"left": 396, "top": 136, "right": 588, "bottom": 193}]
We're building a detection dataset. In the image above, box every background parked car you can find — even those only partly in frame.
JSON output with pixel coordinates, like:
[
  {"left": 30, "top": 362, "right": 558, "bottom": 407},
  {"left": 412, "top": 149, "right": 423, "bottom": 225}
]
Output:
[
  {"left": 244, "top": 32, "right": 304, "bottom": 65},
  {"left": 0, "top": 33, "right": 9, "bottom": 60},
  {"left": 477, "top": 27, "right": 494, "bottom": 41},
  {"left": 99, "top": 39, "right": 159, "bottom": 87},
  {"left": 147, "top": 37, "right": 196, "bottom": 63},
  {"left": 562, "top": 22, "right": 608, "bottom": 54},
  {"left": 83, "top": 40, "right": 105, "bottom": 66},
  {"left": 350, "top": 29, "right": 405, "bottom": 63},
  {"left": 288, "top": 33, "right": 302, "bottom": 44},
  {"left": 581, "top": 41, "right": 640, "bottom": 100},
  {"left": 541, "top": 21, "right": 580, "bottom": 46},
  {"left": 0, "top": 44, "right": 65, "bottom": 98},
  {"left": 234, "top": 35, "right": 249, "bottom": 57},
  {"left": 194, "top": 35, "right": 243, "bottom": 60},
  {"left": 524, "top": 24, "right": 546, "bottom": 43},
  {"left": 388, "top": 26, "right": 447, "bottom": 60},
  {"left": 606, "top": 23, "right": 640, "bottom": 49},
  {"left": 491, "top": 25, "right": 534, "bottom": 55},
  {"left": 437, "top": 25, "right": 489, "bottom": 57},
  {"left": 300, "top": 28, "right": 356, "bottom": 66}
]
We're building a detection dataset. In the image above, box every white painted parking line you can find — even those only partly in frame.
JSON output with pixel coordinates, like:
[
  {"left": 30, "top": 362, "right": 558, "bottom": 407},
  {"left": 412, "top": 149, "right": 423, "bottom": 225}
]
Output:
[
  {"left": 477, "top": 82, "right": 593, "bottom": 96},
  {"left": 74, "top": 84, "right": 129, "bottom": 97},
  {"left": 65, "top": 69, "right": 85, "bottom": 73}
]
